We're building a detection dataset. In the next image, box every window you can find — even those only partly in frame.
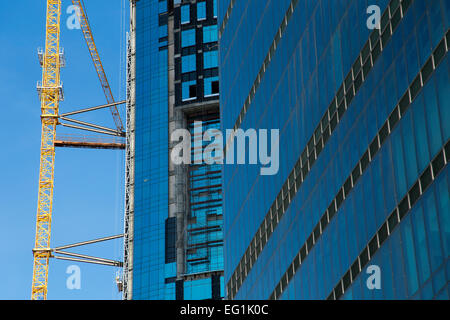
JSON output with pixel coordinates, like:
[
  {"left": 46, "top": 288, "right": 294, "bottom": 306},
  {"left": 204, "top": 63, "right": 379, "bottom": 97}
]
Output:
[
  {"left": 182, "top": 54, "right": 196, "bottom": 73},
  {"left": 159, "top": 25, "right": 167, "bottom": 38},
  {"left": 203, "top": 25, "right": 218, "bottom": 43},
  {"left": 213, "top": 0, "right": 217, "bottom": 18},
  {"left": 181, "top": 4, "right": 190, "bottom": 24},
  {"left": 197, "top": 1, "right": 206, "bottom": 20},
  {"left": 203, "top": 50, "right": 218, "bottom": 69},
  {"left": 159, "top": 39, "right": 168, "bottom": 48},
  {"left": 165, "top": 217, "right": 176, "bottom": 263},
  {"left": 182, "top": 80, "right": 197, "bottom": 101},
  {"left": 204, "top": 77, "right": 219, "bottom": 97},
  {"left": 182, "top": 29, "right": 195, "bottom": 48},
  {"left": 159, "top": 0, "right": 167, "bottom": 14}
]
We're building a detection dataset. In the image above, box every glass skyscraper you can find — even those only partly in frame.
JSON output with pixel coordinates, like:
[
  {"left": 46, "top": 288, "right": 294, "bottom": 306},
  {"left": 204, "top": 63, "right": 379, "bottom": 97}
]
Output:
[
  {"left": 125, "top": 0, "right": 223, "bottom": 300},
  {"left": 219, "top": 0, "right": 449, "bottom": 300}
]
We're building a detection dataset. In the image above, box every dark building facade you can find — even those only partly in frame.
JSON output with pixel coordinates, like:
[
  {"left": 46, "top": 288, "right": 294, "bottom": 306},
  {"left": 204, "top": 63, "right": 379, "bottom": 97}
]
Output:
[
  {"left": 125, "top": 0, "right": 223, "bottom": 300},
  {"left": 219, "top": 0, "right": 449, "bottom": 300}
]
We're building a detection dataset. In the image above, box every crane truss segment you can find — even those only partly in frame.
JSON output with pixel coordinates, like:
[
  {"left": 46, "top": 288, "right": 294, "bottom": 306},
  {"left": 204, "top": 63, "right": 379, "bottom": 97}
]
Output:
[
  {"left": 50, "top": 234, "right": 125, "bottom": 267},
  {"left": 53, "top": 255, "right": 123, "bottom": 267},
  {"left": 31, "top": 0, "right": 62, "bottom": 301},
  {"left": 53, "top": 234, "right": 124, "bottom": 251},
  {"left": 72, "top": 0, "right": 124, "bottom": 132},
  {"left": 60, "top": 100, "right": 126, "bottom": 117}
]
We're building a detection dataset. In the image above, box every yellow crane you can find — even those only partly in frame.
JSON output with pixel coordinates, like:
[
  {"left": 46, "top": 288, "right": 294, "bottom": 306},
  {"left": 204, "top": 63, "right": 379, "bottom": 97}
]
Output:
[
  {"left": 32, "top": 0, "right": 125, "bottom": 300},
  {"left": 72, "top": 0, "right": 124, "bottom": 133},
  {"left": 31, "top": 0, "right": 62, "bottom": 300}
]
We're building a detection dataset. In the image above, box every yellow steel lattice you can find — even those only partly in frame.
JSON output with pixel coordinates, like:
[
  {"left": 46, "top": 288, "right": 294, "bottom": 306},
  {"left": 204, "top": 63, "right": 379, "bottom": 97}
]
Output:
[
  {"left": 72, "top": 0, "right": 124, "bottom": 132},
  {"left": 31, "top": 0, "right": 62, "bottom": 300}
]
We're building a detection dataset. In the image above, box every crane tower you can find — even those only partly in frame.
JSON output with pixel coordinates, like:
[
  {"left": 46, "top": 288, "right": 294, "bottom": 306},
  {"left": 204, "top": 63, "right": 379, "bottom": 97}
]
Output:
[{"left": 31, "top": 0, "right": 63, "bottom": 300}]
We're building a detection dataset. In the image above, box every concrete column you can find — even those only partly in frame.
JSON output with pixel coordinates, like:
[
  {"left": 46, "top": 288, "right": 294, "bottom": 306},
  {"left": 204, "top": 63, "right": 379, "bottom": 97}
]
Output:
[{"left": 167, "top": 10, "right": 188, "bottom": 281}]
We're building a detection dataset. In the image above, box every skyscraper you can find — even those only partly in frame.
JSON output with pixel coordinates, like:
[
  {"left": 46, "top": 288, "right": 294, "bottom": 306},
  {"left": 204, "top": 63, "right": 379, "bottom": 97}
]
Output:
[
  {"left": 124, "top": 0, "right": 223, "bottom": 300},
  {"left": 220, "top": 0, "right": 449, "bottom": 300}
]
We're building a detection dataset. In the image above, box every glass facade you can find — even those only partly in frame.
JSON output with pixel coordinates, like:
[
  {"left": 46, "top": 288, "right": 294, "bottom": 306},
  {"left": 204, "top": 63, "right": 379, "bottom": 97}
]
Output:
[
  {"left": 132, "top": 0, "right": 224, "bottom": 300},
  {"left": 219, "top": 0, "right": 449, "bottom": 300},
  {"left": 184, "top": 117, "right": 225, "bottom": 300},
  {"left": 133, "top": 0, "right": 169, "bottom": 300},
  {"left": 187, "top": 118, "right": 223, "bottom": 276}
]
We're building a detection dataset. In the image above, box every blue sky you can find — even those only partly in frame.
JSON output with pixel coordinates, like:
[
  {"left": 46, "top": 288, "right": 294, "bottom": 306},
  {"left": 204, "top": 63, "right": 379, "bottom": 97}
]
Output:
[{"left": 0, "top": 1, "right": 129, "bottom": 299}]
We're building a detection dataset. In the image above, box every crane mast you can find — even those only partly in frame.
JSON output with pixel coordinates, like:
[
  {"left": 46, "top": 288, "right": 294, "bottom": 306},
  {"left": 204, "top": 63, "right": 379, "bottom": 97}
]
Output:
[{"left": 31, "top": 0, "right": 62, "bottom": 300}]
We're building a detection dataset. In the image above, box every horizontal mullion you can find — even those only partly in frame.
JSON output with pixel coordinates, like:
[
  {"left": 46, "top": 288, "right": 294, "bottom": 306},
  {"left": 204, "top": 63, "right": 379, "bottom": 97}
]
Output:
[
  {"left": 268, "top": 31, "right": 449, "bottom": 300},
  {"left": 327, "top": 141, "right": 449, "bottom": 300},
  {"left": 227, "top": 0, "right": 414, "bottom": 299}
]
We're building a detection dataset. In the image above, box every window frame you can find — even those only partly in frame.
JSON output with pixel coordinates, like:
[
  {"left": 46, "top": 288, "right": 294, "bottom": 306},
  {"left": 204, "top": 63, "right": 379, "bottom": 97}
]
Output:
[
  {"left": 181, "top": 4, "right": 190, "bottom": 25},
  {"left": 197, "top": 1, "right": 206, "bottom": 21}
]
